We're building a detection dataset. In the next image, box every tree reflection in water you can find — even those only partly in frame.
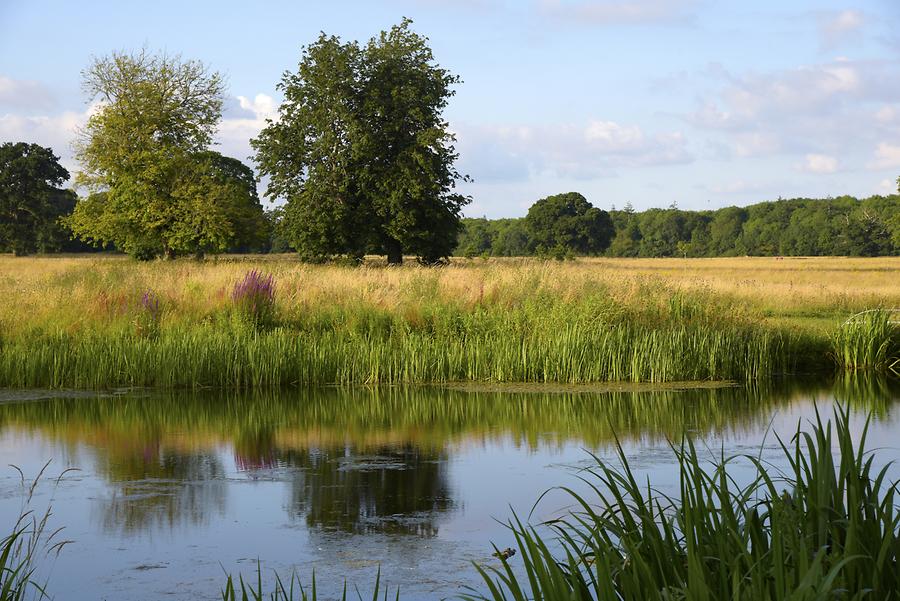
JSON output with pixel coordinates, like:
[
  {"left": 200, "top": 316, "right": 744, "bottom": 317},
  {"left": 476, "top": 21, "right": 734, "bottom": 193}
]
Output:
[
  {"left": 281, "top": 444, "right": 452, "bottom": 536},
  {"left": 96, "top": 450, "right": 227, "bottom": 534},
  {"left": 3, "top": 379, "right": 896, "bottom": 538}
]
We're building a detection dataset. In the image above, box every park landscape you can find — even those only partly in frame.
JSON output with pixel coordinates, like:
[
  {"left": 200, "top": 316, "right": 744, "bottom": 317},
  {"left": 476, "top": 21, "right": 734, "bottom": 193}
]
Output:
[{"left": 2, "top": 3, "right": 900, "bottom": 601}]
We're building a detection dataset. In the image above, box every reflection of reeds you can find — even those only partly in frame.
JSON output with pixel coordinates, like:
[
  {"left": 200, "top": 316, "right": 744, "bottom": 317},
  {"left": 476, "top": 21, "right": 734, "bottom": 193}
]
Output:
[
  {"left": 464, "top": 406, "right": 900, "bottom": 600},
  {"left": 0, "top": 382, "right": 829, "bottom": 457}
]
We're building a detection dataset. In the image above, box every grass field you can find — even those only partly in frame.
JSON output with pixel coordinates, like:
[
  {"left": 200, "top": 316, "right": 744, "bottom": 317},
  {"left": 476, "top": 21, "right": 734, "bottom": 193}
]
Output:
[{"left": 0, "top": 255, "right": 897, "bottom": 388}]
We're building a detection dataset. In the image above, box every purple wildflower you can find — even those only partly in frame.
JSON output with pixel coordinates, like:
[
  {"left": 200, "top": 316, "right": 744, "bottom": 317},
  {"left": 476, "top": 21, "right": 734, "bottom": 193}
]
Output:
[
  {"left": 232, "top": 270, "right": 276, "bottom": 327},
  {"left": 140, "top": 290, "right": 161, "bottom": 319},
  {"left": 135, "top": 289, "right": 161, "bottom": 338}
]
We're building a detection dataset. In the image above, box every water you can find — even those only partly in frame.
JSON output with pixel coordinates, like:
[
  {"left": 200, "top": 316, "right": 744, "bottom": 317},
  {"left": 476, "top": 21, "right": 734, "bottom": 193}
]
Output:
[{"left": 1, "top": 379, "right": 899, "bottom": 600}]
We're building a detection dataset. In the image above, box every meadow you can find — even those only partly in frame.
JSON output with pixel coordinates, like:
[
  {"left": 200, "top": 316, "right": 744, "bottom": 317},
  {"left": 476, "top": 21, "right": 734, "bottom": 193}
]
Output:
[{"left": 1, "top": 255, "right": 898, "bottom": 388}]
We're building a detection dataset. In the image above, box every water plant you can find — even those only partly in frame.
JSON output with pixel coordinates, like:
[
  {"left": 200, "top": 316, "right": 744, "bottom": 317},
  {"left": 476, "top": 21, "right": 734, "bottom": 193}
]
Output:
[
  {"left": 232, "top": 269, "right": 276, "bottom": 329},
  {"left": 221, "top": 564, "right": 396, "bottom": 601},
  {"left": 0, "top": 317, "right": 803, "bottom": 388},
  {"left": 464, "top": 405, "right": 900, "bottom": 600},
  {"left": 831, "top": 310, "right": 900, "bottom": 374},
  {"left": 1, "top": 463, "right": 72, "bottom": 601}
]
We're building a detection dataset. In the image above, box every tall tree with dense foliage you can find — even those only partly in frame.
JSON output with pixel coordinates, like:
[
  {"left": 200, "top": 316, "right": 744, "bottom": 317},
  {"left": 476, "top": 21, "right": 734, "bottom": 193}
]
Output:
[
  {"left": 253, "top": 19, "right": 469, "bottom": 264},
  {"left": 69, "top": 49, "right": 265, "bottom": 259},
  {"left": 525, "top": 192, "right": 613, "bottom": 256},
  {"left": 0, "top": 142, "right": 74, "bottom": 255}
]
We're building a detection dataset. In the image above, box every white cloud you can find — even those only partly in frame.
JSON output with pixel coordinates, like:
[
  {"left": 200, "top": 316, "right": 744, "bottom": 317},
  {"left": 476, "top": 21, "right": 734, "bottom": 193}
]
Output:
[
  {"left": 215, "top": 93, "right": 276, "bottom": 162},
  {"left": 692, "top": 61, "right": 865, "bottom": 130},
  {"left": 801, "top": 153, "right": 838, "bottom": 173},
  {"left": 456, "top": 118, "right": 692, "bottom": 182},
  {"left": 537, "top": 0, "right": 696, "bottom": 25},
  {"left": 689, "top": 59, "right": 900, "bottom": 160},
  {"left": 869, "top": 142, "right": 900, "bottom": 170},
  {"left": 0, "top": 75, "right": 56, "bottom": 111},
  {"left": 818, "top": 10, "right": 864, "bottom": 50},
  {"left": 876, "top": 178, "right": 897, "bottom": 194},
  {"left": 0, "top": 91, "right": 274, "bottom": 176},
  {"left": 0, "top": 106, "right": 94, "bottom": 174}
]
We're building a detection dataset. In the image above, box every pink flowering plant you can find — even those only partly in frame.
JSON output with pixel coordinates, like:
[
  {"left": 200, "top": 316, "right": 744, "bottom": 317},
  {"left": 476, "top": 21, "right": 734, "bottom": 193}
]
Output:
[
  {"left": 134, "top": 290, "right": 162, "bottom": 338},
  {"left": 231, "top": 270, "right": 276, "bottom": 329}
]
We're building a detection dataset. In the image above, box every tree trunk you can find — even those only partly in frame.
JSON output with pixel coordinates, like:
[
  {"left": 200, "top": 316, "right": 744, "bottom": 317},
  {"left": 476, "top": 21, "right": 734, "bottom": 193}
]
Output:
[
  {"left": 386, "top": 239, "right": 403, "bottom": 265},
  {"left": 163, "top": 246, "right": 177, "bottom": 261}
]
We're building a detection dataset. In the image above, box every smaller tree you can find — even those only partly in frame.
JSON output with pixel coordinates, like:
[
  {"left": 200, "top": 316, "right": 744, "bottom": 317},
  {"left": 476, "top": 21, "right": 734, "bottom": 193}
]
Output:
[
  {"left": 525, "top": 192, "right": 613, "bottom": 256},
  {"left": 70, "top": 49, "right": 249, "bottom": 260},
  {"left": 0, "top": 142, "right": 72, "bottom": 256}
]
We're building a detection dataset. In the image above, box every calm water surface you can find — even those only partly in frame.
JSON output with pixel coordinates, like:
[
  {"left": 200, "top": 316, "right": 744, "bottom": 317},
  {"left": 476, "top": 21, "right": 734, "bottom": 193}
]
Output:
[{"left": 1, "top": 379, "right": 899, "bottom": 600}]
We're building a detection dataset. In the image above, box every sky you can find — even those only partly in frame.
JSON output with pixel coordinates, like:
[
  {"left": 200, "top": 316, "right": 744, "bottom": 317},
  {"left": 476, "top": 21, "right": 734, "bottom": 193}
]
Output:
[{"left": 2, "top": 0, "right": 900, "bottom": 218}]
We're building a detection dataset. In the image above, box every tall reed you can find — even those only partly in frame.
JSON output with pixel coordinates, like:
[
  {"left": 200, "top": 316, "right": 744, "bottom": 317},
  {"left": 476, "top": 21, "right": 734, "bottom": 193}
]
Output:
[
  {"left": 464, "top": 405, "right": 900, "bottom": 600},
  {"left": 0, "top": 463, "right": 71, "bottom": 601},
  {"left": 831, "top": 310, "right": 900, "bottom": 374},
  {"left": 221, "top": 564, "right": 396, "bottom": 601}
]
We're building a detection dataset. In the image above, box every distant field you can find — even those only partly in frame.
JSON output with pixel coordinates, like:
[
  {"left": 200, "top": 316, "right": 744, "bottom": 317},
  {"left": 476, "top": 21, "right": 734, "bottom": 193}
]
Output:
[
  {"left": 0, "top": 255, "right": 897, "bottom": 388},
  {"left": 3, "top": 254, "right": 899, "bottom": 327}
]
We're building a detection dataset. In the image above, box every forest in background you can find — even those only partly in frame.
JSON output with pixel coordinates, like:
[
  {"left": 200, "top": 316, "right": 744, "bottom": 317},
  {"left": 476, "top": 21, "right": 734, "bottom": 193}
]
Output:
[
  {"left": 455, "top": 193, "right": 900, "bottom": 258},
  {"left": 6, "top": 190, "right": 900, "bottom": 258}
]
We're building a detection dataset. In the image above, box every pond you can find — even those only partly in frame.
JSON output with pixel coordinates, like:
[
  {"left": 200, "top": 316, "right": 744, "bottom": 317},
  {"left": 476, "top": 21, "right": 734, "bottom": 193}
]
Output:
[{"left": 1, "top": 378, "right": 899, "bottom": 600}]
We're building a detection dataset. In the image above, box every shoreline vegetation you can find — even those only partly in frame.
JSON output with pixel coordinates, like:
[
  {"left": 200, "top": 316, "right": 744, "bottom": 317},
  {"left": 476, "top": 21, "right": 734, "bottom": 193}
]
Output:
[{"left": 0, "top": 256, "right": 898, "bottom": 389}]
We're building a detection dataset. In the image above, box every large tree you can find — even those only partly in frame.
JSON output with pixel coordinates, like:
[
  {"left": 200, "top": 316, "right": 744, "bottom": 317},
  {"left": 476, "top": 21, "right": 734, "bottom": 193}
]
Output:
[
  {"left": 253, "top": 19, "right": 469, "bottom": 264},
  {"left": 69, "top": 49, "right": 266, "bottom": 259},
  {"left": 525, "top": 192, "right": 613, "bottom": 256},
  {"left": 0, "top": 142, "right": 73, "bottom": 255}
]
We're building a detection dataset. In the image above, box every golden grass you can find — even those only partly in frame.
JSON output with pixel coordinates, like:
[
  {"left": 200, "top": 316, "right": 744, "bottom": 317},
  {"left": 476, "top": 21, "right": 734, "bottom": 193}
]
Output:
[{"left": 2, "top": 255, "right": 897, "bottom": 338}]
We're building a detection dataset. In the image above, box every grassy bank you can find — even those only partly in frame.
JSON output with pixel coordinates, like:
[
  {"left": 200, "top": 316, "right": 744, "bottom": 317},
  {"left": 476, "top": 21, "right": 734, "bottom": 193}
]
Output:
[{"left": 0, "top": 256, "right": 897, "bottom": 388}]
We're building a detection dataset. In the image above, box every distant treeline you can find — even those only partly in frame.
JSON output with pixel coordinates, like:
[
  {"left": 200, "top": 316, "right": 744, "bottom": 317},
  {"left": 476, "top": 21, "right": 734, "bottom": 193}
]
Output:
[{"left": 456, "top": 193, "right": 900, "bottom": 258}]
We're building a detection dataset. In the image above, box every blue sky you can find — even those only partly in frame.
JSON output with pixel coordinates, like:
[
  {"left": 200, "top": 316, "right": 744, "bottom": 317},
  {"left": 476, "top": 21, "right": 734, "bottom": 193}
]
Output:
[{"left": 2, "top": 0, "right": 900, "bottom": 217}]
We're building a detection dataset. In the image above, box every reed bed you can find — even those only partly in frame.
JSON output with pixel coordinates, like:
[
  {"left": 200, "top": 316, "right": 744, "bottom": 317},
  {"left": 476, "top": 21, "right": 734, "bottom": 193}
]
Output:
[
  {"left": 831, "top": 310, "right": 900, "bottom": 374},
  {"left": 0, "top": 256, "right": 895, "bottom": 388},
  {"left": 0, "top": 318, "right": 806, "bottom": 388},
  {"left": 464, "top": 405, "right": 900, "bottom": 600}
]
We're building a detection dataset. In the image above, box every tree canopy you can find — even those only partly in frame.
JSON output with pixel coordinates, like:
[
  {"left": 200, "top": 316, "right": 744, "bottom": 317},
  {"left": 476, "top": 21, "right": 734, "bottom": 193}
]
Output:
[
  {"left": 68, "top": 49, "right": 267, "bottom": 259},
  {"left": 252, "top": 19, "right": 469, "bottom": 264},
  {"left": 525, "top": 192, "right": 614, "bottom": 257},
  {"left": 0, "top": 142, "right": 76, "bottom": 256}
]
